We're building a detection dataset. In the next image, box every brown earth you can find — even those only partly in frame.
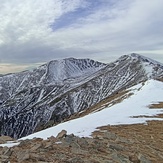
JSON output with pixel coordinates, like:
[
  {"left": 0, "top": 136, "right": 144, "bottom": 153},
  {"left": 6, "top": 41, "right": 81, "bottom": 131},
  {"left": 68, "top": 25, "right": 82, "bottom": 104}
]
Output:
[
  {"left": 93, "top": 119, "right": 163, "bottom": 163},
  {"left": 0, "top": 117, "right": 163, "bottom": 163},
  {"left": 65, "top": 90, "right": 133, "bottom": 122},
  {"left": 149, "top": 102, "right": 163, "bottom": 109}
]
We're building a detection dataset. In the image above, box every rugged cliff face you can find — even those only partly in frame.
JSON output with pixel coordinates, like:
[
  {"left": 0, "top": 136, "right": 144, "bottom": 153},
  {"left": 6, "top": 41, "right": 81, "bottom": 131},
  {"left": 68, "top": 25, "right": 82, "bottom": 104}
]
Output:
[{"left": 0, "top": 54, "right": 163, "bottom": 138}]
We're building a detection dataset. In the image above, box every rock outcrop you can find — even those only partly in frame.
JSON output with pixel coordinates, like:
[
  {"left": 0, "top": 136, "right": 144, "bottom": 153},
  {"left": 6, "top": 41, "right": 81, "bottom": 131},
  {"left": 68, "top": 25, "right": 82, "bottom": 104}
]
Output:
[{"left": 0, "top": 129, "right": 152, "bottom": 163}]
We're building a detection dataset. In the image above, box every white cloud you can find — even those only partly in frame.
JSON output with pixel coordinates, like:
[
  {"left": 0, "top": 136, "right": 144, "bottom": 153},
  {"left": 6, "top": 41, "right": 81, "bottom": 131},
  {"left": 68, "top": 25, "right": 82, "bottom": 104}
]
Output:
[
  {"left": 0, "top": 0, "right": 163, "bottom": 73},
  {"left": 57, "top": 0, "right": 163, "bottom": 60},
  {"left": 0, "top": 0, "right": 85, "bottom": 61}
]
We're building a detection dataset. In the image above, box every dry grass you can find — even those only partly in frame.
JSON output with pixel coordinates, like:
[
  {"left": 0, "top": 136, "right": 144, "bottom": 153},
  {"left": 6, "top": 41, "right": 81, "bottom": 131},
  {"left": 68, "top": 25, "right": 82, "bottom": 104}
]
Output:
[
  {"left": 131, "top": 114, "right": 163, "bottom": 118},
  {"left": 149, "top": 102, "right": 163, "bottom": 109},
  {"left": 68, "top": 90, "right": 132, "bottom": 121},
  {"left": 93, "top": 118, "right": 163, "bottom": 163},
  {"left": 156, "top": 77, "right": 163, "bottom": 82}
]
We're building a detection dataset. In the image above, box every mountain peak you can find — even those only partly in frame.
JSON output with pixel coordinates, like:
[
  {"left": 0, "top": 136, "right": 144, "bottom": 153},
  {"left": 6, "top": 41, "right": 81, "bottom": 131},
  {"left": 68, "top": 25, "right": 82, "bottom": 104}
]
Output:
[
  {"left": 1, "top": 54, "right": 163, "bottom": 139},
  {"left": 46, "top": 58, "right": 107, "bottom": 83},
  {"left": 129, "top": 53, "right": 163, "bottom": 66},
  {"left": 114, "top": 53, "right": 163, "bottom": 78},
  {"left": 129, "top": 53, "right": 142, "bottom": 57}
]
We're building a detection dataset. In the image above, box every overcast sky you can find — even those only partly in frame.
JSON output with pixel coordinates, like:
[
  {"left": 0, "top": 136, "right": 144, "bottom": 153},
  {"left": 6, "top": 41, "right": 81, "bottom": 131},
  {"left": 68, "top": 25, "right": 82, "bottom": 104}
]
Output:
[{"left": 0, "top": 0, "right": 163, "bottom": 74}]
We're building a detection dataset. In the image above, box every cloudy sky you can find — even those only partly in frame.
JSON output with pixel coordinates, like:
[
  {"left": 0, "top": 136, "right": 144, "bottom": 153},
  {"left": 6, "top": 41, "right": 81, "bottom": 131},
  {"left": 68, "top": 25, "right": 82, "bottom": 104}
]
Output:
[{"left": 0, "top": 0, "right": 163, "bottom": 74}]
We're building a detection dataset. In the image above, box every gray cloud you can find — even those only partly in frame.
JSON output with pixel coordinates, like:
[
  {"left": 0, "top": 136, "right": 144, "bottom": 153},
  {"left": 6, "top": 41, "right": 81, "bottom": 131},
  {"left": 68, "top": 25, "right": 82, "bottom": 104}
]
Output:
[{"left": 0, "top": 0, "right": 163, "bottom": 73}]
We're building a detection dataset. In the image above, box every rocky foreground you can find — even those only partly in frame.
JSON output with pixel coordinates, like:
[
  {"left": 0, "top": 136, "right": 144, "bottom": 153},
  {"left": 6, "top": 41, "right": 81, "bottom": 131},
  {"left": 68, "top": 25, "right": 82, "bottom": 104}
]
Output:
[{"left": 0, "top": 119, "right": 163, "bottom": 163}]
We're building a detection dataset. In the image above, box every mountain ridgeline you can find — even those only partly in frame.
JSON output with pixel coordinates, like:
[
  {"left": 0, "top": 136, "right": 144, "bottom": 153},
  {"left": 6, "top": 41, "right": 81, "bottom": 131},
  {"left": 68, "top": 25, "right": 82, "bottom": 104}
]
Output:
[{"left": 0, "top": 54, "right": 163, "bottom": 139}]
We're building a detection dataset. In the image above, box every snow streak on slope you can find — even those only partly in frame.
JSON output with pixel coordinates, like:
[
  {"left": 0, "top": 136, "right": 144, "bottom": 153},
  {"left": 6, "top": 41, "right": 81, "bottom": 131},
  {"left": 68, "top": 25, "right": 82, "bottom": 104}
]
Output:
[
  {"left": 0, "top": 58, "right": 106, "bottom": 138},
  {"left": 1, "top": 54, "right": 163, "bottom": 139},
  {"left": 20, "top": 79, "right": 163, "bottom": 140},
  {"left": 130, "top": 53, "right": 163, "bottom": 78}
]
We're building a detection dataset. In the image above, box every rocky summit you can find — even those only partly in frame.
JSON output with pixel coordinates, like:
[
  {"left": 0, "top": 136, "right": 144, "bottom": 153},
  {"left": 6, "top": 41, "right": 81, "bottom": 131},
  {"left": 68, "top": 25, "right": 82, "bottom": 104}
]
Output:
[{"left": 0, "top": 54, "right": 163, "bottom": 139}]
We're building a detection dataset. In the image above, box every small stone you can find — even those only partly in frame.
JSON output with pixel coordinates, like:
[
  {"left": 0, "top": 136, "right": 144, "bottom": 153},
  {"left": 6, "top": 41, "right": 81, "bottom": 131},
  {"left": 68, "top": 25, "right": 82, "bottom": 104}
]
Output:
[
  {"left": 44, "top": 141, "right": 53, "bottom": 149},
  {"left": 64, "top": 134, "right": 75, "bottom": 144},
  {"left": 30, "top": 153, "right": 42, "bottom": 160},
  {"left": 32, "top": 137, "right": 43, "bottom": 142},
  {"left": 0, "top": 139, "right": 5, "bottom": 144},
  {"left": 76, "top": 137, "right": 89, "bottom": 148},
  {"left": 0, "top": 135, "right": 14, "bottom": 141},
  {"left": 2, "top": 146, "right": 8, "bottom": 153},
  {"left": 56, "top": 130, "right": 67, "bottom": 139},
  {"left": 17, "top": 150, "right": 30, "bottom": 162},
  {"left": 3, "top": 148, "right": 12, "bottom": 156},
  {"left": 30, "top": 143, "right": 42, "bottom": 151},
  {"left": 67, "top": 157, "right": 84, "bottom": 163},
  {"left": 0, "top": 147, "right": 3, "bottom": 155},
  {"left": 108, "top": 143, "right": 124, "bottom": 151},
  {"left": 0, "top": 136, "right": 14, "bottom": 144},
  {"left": 138, "top": 153, "right": 151, "bottom": 163},
  {"left": 37, "top": 161, "right": 53, "bottom": 163},
  {"left": 48, "top": 136, "right": 57, "bottom": 142},
  {"left": 18, "top": 139, "right": 31, "bottom": 147},
  {"left": 112, "top": 153, "right": 131, "bottom": 163},
  {"left": 129, "top": 154, "right": 140, "bottom": 163},
  {"left": 115, "top": 136, "right": 132, "bottom": 144},
  {"left": 104, "top": 132, "right": 117, "bottom": 140},
  {"left": 92, "top": 133, "right": 103, "bottom": 139},
  {"left": 1, "top": 155, "right": 9, "bottom": 163}
]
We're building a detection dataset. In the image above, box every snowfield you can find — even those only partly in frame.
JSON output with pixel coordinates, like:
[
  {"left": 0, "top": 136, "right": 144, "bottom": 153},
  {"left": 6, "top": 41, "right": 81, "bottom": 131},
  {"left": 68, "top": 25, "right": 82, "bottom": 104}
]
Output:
[
  {"left": 21, "top": 79, "right": 163, "bottom": 139},
  {"left": 1, "top": 79, "right": 163, "bottom": 147}
]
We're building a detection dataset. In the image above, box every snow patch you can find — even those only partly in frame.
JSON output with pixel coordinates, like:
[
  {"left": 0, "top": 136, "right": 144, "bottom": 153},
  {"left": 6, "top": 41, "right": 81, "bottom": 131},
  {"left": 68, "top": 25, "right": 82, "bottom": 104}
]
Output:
[{"left": 18, "top": 79, "right": 163, "bottom": 140}]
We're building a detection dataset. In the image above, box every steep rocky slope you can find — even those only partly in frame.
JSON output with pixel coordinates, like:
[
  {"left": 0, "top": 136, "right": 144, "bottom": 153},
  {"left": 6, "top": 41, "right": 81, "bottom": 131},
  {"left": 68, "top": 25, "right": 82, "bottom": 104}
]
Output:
[
  {"left": 0, "top": 58, "right": 106, "bottom": 138},
  {"left": 0, "top": 54, "right": 163, "bottom": 139}
]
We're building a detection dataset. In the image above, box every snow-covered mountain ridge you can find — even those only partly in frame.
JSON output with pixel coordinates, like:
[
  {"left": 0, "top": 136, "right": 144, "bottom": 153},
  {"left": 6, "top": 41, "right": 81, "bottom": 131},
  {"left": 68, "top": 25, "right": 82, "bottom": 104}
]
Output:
[
  {"left": 1, "top": 79, "right": 163, "bottom": 149},
  {"left": 20, "top": 79, "right": 163, "bottom": 140},
  {"left": 0, "top": 58, "right": 106, "bottom": 102},
  {"left": 0, "top": 54, "right": 163, "bottom": 139}
]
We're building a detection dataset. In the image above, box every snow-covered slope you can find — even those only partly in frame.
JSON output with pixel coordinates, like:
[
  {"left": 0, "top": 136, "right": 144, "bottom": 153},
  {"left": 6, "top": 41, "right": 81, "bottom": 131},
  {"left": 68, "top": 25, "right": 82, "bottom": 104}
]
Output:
[
  {"left": 0, "top": 54, "right": 163, "bottom": 139},
  {"left": 17, "top": 79, "right": 163, "bottom": 140},
  {"left": 1, "top": 79, "right": 163, "bottom": 148},
  {"left": 129, "top": 53, "right": 163, "bottom": 78}
]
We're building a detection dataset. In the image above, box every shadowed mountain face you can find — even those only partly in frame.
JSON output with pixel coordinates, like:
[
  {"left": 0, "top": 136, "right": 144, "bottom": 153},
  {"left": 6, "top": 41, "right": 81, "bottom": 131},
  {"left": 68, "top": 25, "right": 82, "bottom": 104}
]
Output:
[{"left": 0, "top": 54, "right": 163, "bottom": 139}]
